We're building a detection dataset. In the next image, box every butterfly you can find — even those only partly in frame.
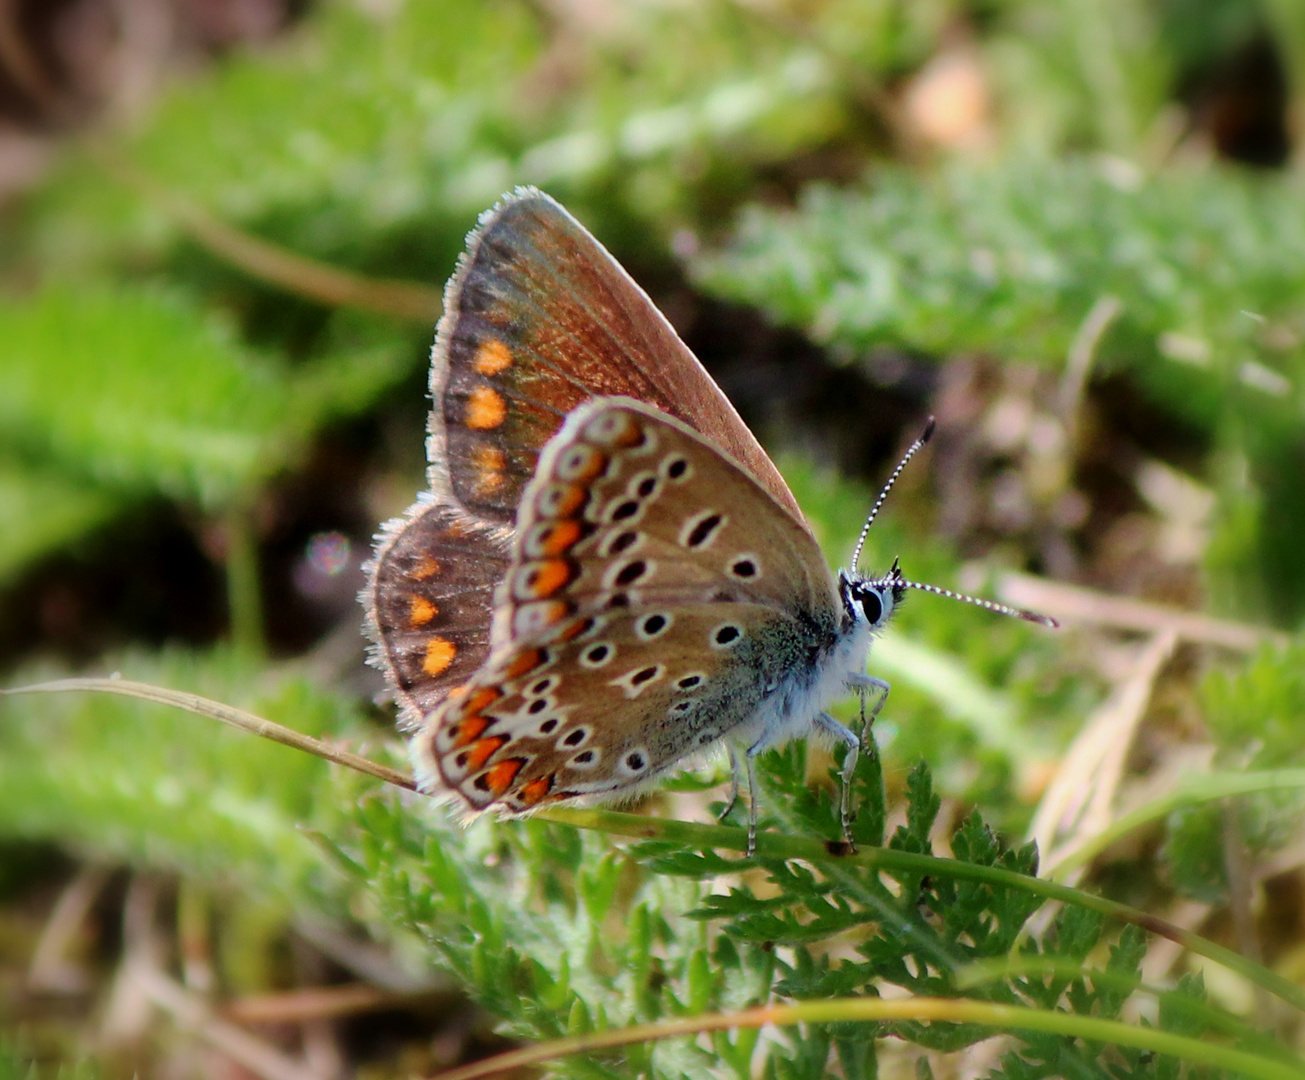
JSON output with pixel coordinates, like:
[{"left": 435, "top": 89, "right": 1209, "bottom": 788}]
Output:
[{"left": 363, "top": 187, "right": 1052, "bottom": 853}]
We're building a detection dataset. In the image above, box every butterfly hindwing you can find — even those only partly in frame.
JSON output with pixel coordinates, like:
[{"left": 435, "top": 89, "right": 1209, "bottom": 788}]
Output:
[
  {"left": 417, "top": 604, "right": 790, "bottom": 811},
  {"left": 415, "top": 399, "right": 842, "bottom": 813}
]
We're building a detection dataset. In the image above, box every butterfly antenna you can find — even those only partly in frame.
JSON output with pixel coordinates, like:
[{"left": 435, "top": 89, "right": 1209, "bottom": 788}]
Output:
[
  {"left": 851, "top": 417, "right": 937, "bottom": 572},
  {"left": 876, "top": 566, "right": 1058, "bottom": 627},
  {"left": 854, "top": 427, "right": 1059, "bottom": 628}
]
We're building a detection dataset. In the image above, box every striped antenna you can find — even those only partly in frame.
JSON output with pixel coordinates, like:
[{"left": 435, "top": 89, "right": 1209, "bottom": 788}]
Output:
[
  {"left": 877, "top": 570, "right": 1058, "bottom": 628},
  {"left": 851, "top": 417, "right": 936, "bottom": 573},
  {"left": 854, "top": 424, "right": 1059, "bottom": 629}
]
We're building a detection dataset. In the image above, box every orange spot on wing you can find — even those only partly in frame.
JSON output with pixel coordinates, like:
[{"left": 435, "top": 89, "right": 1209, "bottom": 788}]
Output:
[
  {"left": 413, "top": 556, "right": 441, "bottom": 581},
  {"left": 558, "top": 616, "right": 595, "bottom": 642},
  {"left": 614, "top": 424, "right": 644, "bottom": 448},
  {"left": 473, "top": 338, "right": 513, "bottom": 375},
  {"left": 423, "top": 636, "right": 457, "bottom": 676},
  {"left": 472, "top": 446, "right": 507, "bottom": 496},
  {"left": 485, "top": 757, "right": 524, "bottom": 796},
  {"left": 570, "top": 450, "right": 608, "bottom": 483},
  {"left": 546, "top": 484, "right": 586, "bottom": 518},
  {"left": 505, "top": 648, "right": 546, "bottom": 679},
  {"left": 528, "top": 558, "right": 574, "bottom": 598},
  {"left": 466, "top": 386, "right": 507, "bottom": 430},
  {"left": 451, "top": 714, "right": 489, "bottom": 748},
  {"left": 409, "top": 597, "right": 437, "bottom": 627},
  {"left": 543, "top": 789, "right": 577, "bottom": 803},
  {"left": 531, "top": 600, "right": 572, "bottom": 628},
  {"left": 517, "top": 774, "right": 554, "bottom": 806},
  {"left": 465, "top": 735, "right": 506, "bottom": 773},
  {"left": 463, "top": 686, "right": 503, "bottom": 716},
  {"left": 540, "top": 519, "right": 584, "bottom": 556}
]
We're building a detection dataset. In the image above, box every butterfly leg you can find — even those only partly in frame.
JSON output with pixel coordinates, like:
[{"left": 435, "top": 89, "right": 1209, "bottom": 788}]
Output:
[
  {"left": 719, "top": 740, "right": 763, "bottom": 856},
  {"left": 744, "top": 747, "right": 761, "bottom": 857},
  {"left": 815, "top": 712, "right": 860, "bottom": 848},
  {"left": 717, "top": 745, "right": 743, "bottom": 825},
  {"left": 848, "top": 674, "right": 891, "bottom": 745}
]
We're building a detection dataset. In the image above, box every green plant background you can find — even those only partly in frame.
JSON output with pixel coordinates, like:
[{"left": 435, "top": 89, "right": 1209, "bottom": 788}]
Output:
[{"left": 1, "top": 0, "right": 1303, "bottom": 1076}]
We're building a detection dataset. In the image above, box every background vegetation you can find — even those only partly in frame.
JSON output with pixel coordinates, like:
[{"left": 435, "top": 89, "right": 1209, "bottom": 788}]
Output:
[{"left": 1, "top": 0, "right": 1303, "bottom": 1076}]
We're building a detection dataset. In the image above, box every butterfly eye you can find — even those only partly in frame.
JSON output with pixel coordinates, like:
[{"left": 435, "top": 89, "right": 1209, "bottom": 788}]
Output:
[{"left": 860, "top": 589, "right": 884, "bottom": 625}]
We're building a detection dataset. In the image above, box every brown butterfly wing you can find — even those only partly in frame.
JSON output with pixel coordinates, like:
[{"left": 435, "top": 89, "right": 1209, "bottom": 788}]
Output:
[
  {"left": 364, "top": 501, "right": 510, "bottom": 727},
  {"left": 430, "top": 187, "right": 808, "bottom": 530}
]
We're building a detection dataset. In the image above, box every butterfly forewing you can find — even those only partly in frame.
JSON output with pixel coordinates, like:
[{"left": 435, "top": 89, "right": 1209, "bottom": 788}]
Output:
[
  {"left": 430, "top": 189, "right": 808, "bottom": 529},
  {"left": 416, "top": 399, "right": 843, "bottom": 813}
]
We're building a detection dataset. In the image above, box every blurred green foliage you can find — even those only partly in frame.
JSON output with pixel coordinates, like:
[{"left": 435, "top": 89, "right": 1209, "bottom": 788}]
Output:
[
  {"left": 696, "top": 162, "right": 1305, "bottom": 622},
  {"left": 1166, "top": 645, "right": 1305, "bottom": 901},
  {"left": 1, "top": 0, "right": 1303, "bottom": 1076},
  {"left": 1, "top": 286, "right": 409, "bottom": 510}
]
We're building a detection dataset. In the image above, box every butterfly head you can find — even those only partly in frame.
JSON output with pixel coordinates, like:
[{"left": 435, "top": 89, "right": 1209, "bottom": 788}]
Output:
[{"left": 838, "top": 560, "right": 906, "bottom": 635}]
